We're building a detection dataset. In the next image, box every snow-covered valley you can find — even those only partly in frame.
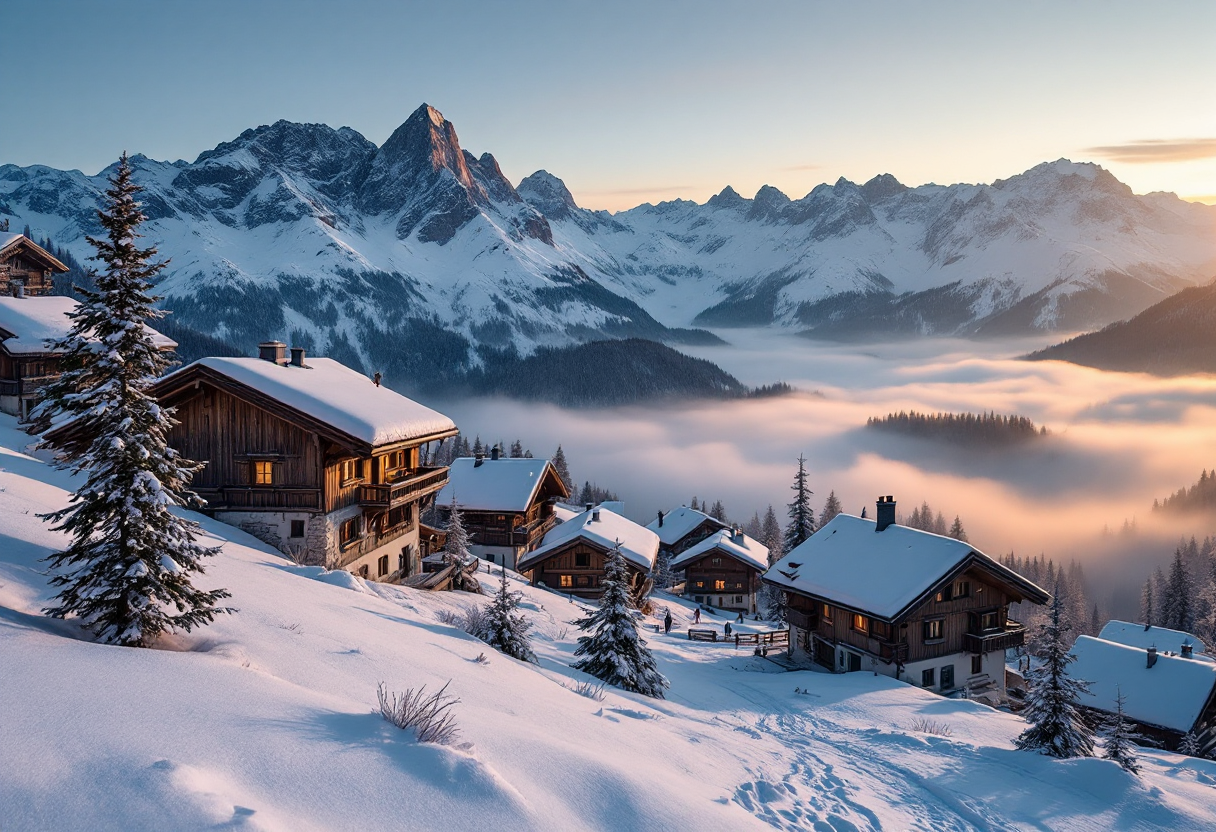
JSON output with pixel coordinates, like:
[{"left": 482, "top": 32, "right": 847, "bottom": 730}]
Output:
[{"left": 2, "top": 414, "right": 1214, "bottom": 832}]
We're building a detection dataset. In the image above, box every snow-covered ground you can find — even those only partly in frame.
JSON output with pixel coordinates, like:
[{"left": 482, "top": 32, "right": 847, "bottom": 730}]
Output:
[{"left": 2, "top": 414, "right": 1214, "bottom": 831}]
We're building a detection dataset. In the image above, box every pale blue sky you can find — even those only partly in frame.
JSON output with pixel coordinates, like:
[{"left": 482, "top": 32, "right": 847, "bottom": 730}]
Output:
[{"left": 4, "top": 0, "right": 1214, "bottom": 209}]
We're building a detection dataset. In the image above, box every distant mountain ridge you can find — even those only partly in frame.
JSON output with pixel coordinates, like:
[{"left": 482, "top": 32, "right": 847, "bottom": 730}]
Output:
[{"left": 2, "top": 103, "right": 1214, "bottom": 390}]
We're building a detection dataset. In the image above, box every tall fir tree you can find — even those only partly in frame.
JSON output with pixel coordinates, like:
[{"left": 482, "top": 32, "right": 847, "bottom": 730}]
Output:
[
  {"left": 572, "top": 543, "right": 668, "bottom": 698},
  {"left": 651, "top": 549, "right": 674, "bottom": 590},
  {"left": 743, "top": 511, "right": 763, "bottom": 540},
  {"left": 552, "top": 444, "right": 573, "bottom": 495},
  {"left": 709, "top": 500, "right": 727, "bottom": 523},
  {"left": 1162, "top": 547, "right": 1193, "bottom": 632},
  {"left": 37, "top": 153, "right": 231, "bottom": 647},
  {"left": 472, "top": 436, "right": 483, "bottom": 456},
  {"left": 948, "top": 515, "right": 968, "bottom": 541},
  {"left": 690, "top": 496, "right": 700, "bottom": 512},
  {"left": 509, "top": 439, "right": 524, "bottom": 458},
  {"left": 483, "top": 570, "right": 537, "bottom": 663},
  {"left": 1015, "top": 586, "right": 1094, "bottom": 759},
  {"left": 783, "top": 454, "right": 815, "bottom": 553},
  {"left": 1141, "top": 577, "right": 1156, "bottom": 627},
  {"left": 1100, "top": 686, "right": 1140, "bottom": 774},
  {"left": 761, "top": 505, "right": 783, "bottom": 562},
  {"left": 443, "top": 495, "right": 472, "bottom": 565},
  {"left": 819, "top": 490, "right": 843, "bottom": 527}
]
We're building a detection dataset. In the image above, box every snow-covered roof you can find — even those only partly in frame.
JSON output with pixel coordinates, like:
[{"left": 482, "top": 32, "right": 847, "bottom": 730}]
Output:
[
  {"left": 166, "top": 357, "right": 456, "bottom": 448},
  {"left": 1098, "top": 620, "right": 1209, "bottom": 656},
  {"left": 553, "top": 503, "right": 581, "bottom": 524},
  {"left": 436, "top": 457, "right": 561, "bottom": 512},
  {"left": 518, "top": 506, "right": 659, "bottom": 572},
  {"left": 0, "top": 232, "right": 22, "bottom": 251},
  {"left": 669, "top": 528, "right": 769, "bottom": 572},
  {"left": 646, "top": 506, "right": 727, "bottom": 546},
  {"left": 0, "top": 296, "right": 176, "bottom": 356},
  {"left": 1070, "top": 635, "right": 1216, "bottom": 734},
  {"left": 0, "top": 233, "right": 69, "bottom": 271},
  {"left": 763, "top": 513, "right": 1047, "bottom": 620}
]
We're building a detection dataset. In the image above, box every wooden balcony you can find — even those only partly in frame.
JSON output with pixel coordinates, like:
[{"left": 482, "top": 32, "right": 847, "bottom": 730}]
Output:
[
  {"left": 359, "top": 467, "right": 448, "bottom": 508},
  {"left": 785, "top": 607, "right": 816, "bottom": 631},
  {"left": 197, "top": 486, "right": 322, "bottom": 511},
  {"left": 964, "top": 621, "right": 1026, "bottom": 654},
  {"left": 0, "top": 375, "right": 56, "bottom": 398}
]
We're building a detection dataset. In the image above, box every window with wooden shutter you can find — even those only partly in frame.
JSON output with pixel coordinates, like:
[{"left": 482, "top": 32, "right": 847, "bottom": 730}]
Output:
[{"left": 253, "top": 460, "right": 273, "bottom": 485}]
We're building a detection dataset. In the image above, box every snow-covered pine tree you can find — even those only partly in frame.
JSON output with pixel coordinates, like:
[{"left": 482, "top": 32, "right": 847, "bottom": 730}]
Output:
[
  {"left": 1101, "top": 686, "right": 1140, "bottom": 774},
  {"left": 709, "top": 500, "right": 727, "bottom": 523},
  {"left": 819, "top": 490, "right": 843, "bottom": 527},
  {"left": 761, "top": 505, "right": 782, "bottom": 561},
  {"left": 783, "top": 454, "right": 815, "bottom": 552},
  {"left": 948, "top": 515, "right": 968, "bottom": 541},
  {"left": 572, "top": 542, "right": 668, "bottom": 698},
  {"left": 1162, "top": 547, "right": 1193, "bottom": 632},
  {"left": 743, "top": 511, "right": 763, "bottom": 539},
  {"left": 1179, "top": 729, "right": 1201, "bottom": 757},
  {"left": 1015, "top": 587, "right": 1094, "bottom": 758},
  {"left": 652, "top": 549, "right": 674, "bottom": 590},
  {"left": 509, "top": 439, "right": 524, "bottom": 458},
  {"left": 690, "top": 496, "right": 700, "bottom": 512},
  {"left": 472, "top": 436, "right": 483, "bottom": 456},
  {"left": 552, "top": 444, "right": 573, "bottom": 494},
  {"left": 443, "top": 495, "right": 471, "bottom": 566},
  {"left": 37, "top": 153, "right": 231, "bottom": 647},
  {"left": 1141, "top": 577, "right": 1156, "bottom": 627},
  {"left": 483, "top": 569, "right": 536, "bottom": 663}
]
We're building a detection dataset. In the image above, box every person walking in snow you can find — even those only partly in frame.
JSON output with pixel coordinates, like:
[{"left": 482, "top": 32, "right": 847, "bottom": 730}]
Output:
[
  {"left": 737, "top": 611, "right": 744, "bottom": 623},
  {"left": 724, "top": 621, "right": 733, "bottom": 638},
  {"left": 663, "top": 609, "right": 673, "bottom": 634},
  {"left": 694, "top": 608, "right": 701, "bottom": 625}
]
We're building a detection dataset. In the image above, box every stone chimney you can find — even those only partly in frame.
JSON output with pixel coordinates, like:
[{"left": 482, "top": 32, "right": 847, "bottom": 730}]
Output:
[
  {"left": 657, "top": 510, "right": 664, "bottom": 528},
  {"left": 474, "top": 452, "right": 484, "bottom": 468},
  {"left": 1147, "top": 645, "right": 1158, "bottom": 669},
  {"left": 585, "top": 503, "right": 593, "bottom": 513},
  {"left": 289, "top": 347, "right": 307, "bottom": 367},
  {"left": 875, "top": 496, "right": 896, "bottom": 532},
  {"left": 1182, "top": 641, "right": 1194, "bottom": 659},
  {"left": 258, "top": 341, "right": 287, "bottom": 365},
  {"left": 592, "top": 508, "right": 601, "bottom": 522},
  {"left": 490, "top": 445, "right": 500, "bottom": 461}
]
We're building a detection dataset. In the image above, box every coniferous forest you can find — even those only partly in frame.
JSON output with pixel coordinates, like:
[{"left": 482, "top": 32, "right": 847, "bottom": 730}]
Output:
[{"left": 866, "top": 410, "right": 1048, "bottom": 446}]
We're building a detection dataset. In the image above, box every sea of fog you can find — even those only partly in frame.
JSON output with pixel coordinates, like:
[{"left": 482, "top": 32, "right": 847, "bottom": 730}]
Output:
[{"left": 436, "top": 329, "right": 1216, "bottom": 613}]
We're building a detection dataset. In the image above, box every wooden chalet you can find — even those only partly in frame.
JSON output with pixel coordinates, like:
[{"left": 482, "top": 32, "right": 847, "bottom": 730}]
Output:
[
  {"left": 1071, "top": 635, "right": 1216, "bottom": 751},
  {"left": 433, "top": 448, "right": 569, "bottom": 570},
  {"left": 1, "top": 293, "right": 175, "bottom": 421},
  {"left": 0, "top": 233, "right": 67, "bottom": 298},
  {"left": 517, "top": 505, "right": 659, "bottom": 601},
  {"left": 763, "top": 497, "right": 1049, "bottom": 698},
  {"left": 670, "top": 527, "right": 768, "bottom": 615},
  {"left": 144, "top": 342, "right": 458, "bottom": 579},
  {"left": 647, "top": 506, "right": 728, "bottom": 557}
]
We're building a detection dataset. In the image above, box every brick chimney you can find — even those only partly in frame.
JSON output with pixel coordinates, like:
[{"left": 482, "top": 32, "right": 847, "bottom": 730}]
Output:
[
  {"left": 258, "top": 341, "right": 287, "bottom": 365},
  {"left": 289, "top": 346, "right": 307, "bottom": 367},
  {"left": 1147, "top": 645, "right": 1158, "bottom": 669},
  {"left": 490, "top": 445, "right": 500, "bottom": 461},
  {"left": 875, "top": 496, "right": 896, "bottom": 532},
  {"left": 474, "top": 452, "right": 484, "bottom": 468},
  {"left": 592, "top": 508, "right": 601, "bottom": 522}
]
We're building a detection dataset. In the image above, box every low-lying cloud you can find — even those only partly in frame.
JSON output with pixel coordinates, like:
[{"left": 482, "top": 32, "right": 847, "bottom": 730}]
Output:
[{"left": 1083, "top": 137, "right": 1216, "bottom": 164}]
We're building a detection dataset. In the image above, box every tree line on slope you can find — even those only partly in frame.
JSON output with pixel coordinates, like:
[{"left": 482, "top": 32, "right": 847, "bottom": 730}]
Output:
[
  {"left": 1153, "top": 469, "right": 1216, "bottom": 515},
  {"left": 1136, "top": 536, "right": 1216, "bottom": 647},
  {"left": 867, "top": 410, "right": 1048, "bottom": 446}
]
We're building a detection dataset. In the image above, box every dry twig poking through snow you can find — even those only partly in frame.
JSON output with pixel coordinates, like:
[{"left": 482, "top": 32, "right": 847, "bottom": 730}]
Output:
[{"left": 377, "top": 681, "right": 462, "bottom": 745}]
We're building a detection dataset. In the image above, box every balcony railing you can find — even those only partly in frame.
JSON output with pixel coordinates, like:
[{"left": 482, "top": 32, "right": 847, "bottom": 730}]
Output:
[
  {"left": 360, "top": 467, "right": 448, "bottom": 508},
  {"left": 195, "top": 486, "right": 322, "bottom": 511},
  {"left": 785, "top": 607, "right": 816, "bottom": 631},
  {"left": 964, "top": 622, "right": 1026, "bottom": 654}
]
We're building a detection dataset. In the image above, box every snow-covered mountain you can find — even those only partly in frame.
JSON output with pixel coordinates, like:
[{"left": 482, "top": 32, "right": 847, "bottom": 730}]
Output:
[{"left": 3, "top": 103, "right": 1214, "bottom": 385}]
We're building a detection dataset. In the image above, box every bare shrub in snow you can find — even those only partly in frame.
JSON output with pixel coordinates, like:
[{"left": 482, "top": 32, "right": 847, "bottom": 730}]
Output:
[
  {"left": 473, "top": 652, "right": 489, "bottom": 664},
  {"left": 909, "top": 718, "right": 952, "bottom": 737},
  {"left": 435, "top": 605, "right": 491, "bottom": 640},
  {"left": 377, "top": 681, "right": 461, "bottom": 746},
  {"left": 565, "top": 679, "right": 607, "bottom": 701}
]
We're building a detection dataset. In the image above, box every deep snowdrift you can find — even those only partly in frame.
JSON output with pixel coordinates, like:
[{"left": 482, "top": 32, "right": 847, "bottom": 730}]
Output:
[{"left": 1, "top": 414, "right": 1214, "bottom": 831}]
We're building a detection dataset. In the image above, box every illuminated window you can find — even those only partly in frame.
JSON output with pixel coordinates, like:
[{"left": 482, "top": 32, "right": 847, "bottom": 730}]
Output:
[
  {"left": 714, "top": 579, "right": 726, "bottom": 590},
  {"left": 852, "top": 613, "right": 868, "bottom": 634},
  {"left": 559, "top": 575, "right": 573, "bottom": 588},
  {"left": 822, "top": 603, "right": 832, "bottom": 623},
  {"left": 253, "top": 460, "right": 273, "bottom": 485},
  {"left": 695, "top": 581, "right": 704, "bottom": 589}
]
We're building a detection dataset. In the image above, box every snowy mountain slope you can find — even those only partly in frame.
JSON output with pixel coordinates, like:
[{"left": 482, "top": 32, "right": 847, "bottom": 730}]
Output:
[
  {"left": 3, "top": 105, "right": 1215, "bottom": 383},
  {"left": 3, "top": 414, "right": 1216, "bottom": 832}
]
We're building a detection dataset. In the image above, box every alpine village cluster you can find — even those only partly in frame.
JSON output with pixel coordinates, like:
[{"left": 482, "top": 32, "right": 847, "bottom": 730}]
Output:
[{"left": 3, "top": 157, "right": 1215, "bottom": 773}]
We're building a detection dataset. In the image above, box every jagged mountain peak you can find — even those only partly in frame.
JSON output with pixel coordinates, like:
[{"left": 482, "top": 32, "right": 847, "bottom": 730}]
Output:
[
  {"left": 706, "top": 185, "right": 748, "bottom": 210},
  {"left": 860, "top": 173, "right": 907, "bottom": 202},
  {"left": 518, "top": 170, "right": 579, "bottom": 219}
]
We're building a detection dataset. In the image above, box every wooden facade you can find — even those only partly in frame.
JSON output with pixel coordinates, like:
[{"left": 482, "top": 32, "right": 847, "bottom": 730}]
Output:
[
  {"left": 523, "top": 539, "right": 649, "bottom": 600},
  {"left": 664, "top": 517, "right": 727, "bottom": 557},
  {"left": 0, "top": 234, "right": 67, "bottom": 298},
  {"left": 681, "top": 550, "right": 763, "bottom": 614},
  {"left": 144, "top": 353, "right": 457, "bottom": 577}
]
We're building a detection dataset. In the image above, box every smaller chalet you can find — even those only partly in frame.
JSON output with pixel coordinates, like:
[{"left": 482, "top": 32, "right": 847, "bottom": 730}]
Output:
[
  {"left": 1071, "top": 635, "right": 1216, "bottom": 749},
  {"left": 1097, "top": 620, "right": 1210, "bottom": 658},
  {"left": 145, "top": 342, "right": 457, "bottom": 579},
  {"left": 517, "top": 505, "right": 659, "bottom": 600},
  {"left": 647, "top": 506, "right": 728, "bottom": 557},
  {"left": 764, "top": 497, "right": 1050, "bottom": 696},
  {"left": 670, "top": 528, "right": 768, "bottom": 614},
  {"left": 0, "top": 233, "right": 67, "bottom": 297},
  {"left": 434, "top": 449, "right": 569, "bottom": 570},
  {"left": 0, "top": 293, "right": 175, "bottom": 420}
]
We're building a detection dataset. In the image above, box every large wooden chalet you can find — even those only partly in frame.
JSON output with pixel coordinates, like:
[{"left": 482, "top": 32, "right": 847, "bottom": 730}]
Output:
[
  {"left": 434, "top": 449, "right": 569, "bottom": 570},
  {"left": 647, "top": 506, "right": 728, "bottom": 557},
  {"left": 763, "top": 497, "right": 1050, "bottom": 697},
  {"left": 517, "top": 505, "right": 659, "bottom": 601},
  {"left": 0, "top": 232, "right": 67, "bottom": 298},
  {"left": 670, "top": 527, "right": 768, "bottom": 615},
  {"left": 146, "top": 342, "right": 457, "bottom": 579}
]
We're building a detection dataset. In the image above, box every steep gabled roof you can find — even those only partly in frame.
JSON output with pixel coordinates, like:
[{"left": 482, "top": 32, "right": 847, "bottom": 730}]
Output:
[
  {"left": 153, "top": 356, "right": 456, "bottom": 451},
  {"left": 647, "top": 506, "right": 728, "bottom": 546},
  {"left": 762, "top": 514, "right": 1049, "bottom": 621},
  {"left": 1071, "top": 635, "right": 1216, "bottom": 734},
  {"left": 0, "top": 233, "right": 69, "bottom": 273},
  {"left": 670, "top": 529, "right": 769, "bottom": 572},
  {"left": 436, "top": 457, "right": 568, "bottom": 513},
  {"left": 518, "top": 507, "right": 658, "bottom": 572},
  {"left": 1098, "top": 620, "right": 1209, "bottom": 656},
  {"left": 0, "top": 296, "right": 176, "bottom": 356}
]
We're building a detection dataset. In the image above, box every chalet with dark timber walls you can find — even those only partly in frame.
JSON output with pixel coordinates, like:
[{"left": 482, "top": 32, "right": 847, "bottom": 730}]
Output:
[
  {"left": 1070, "top": 635, "right": 1216, "bottom": 751},
  {"left": 434, "top": 449, "right": 569, "bottom": 570},
  {"left": 670, "top": 527, "right": 768, "bottom": 614},
  {"left": 1, "top": 294, "right": 175, "bottom": 421},
  {"left": 148, "top": 342, "right": 458, "bottom": 579},
  {"left": 647, "top": 506, "right": 728, "bottom": 557},
  {"left": 517, "top": 505, "right": 659, "bottom": 600},
  {"left": 0, "top": 233, "right": 67, "bottom": 297},
  {"left": 763, "top": 497, "right": 1049, "bottom": 698}
]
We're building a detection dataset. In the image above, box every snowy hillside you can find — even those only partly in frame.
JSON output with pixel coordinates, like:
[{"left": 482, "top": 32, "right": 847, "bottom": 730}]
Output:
[
  {"left": 2, "top": 104, "right": 1214, "bottom": 387},
  {"left": 3, "top": 413, "right": 1216, "bottom": 832}
]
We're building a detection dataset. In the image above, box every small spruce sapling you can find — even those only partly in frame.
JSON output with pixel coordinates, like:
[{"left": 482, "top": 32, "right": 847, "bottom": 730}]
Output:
[
  {"left": 1179, "top": 729, "right": 1201, "bottom": 757},
  {"left": 483, "top": 570, "right": 537, "bottom": 663},
  {"left": 1015, "top": 587, "right": 1094, "bottom": 758},
  {"left": 443, "top": 495, "right": 471, "bottom": 567},
  {"left": 1101, "top": 686, "right": 1140, "bottom": 774},
  {"left": 572, "top": 542, "right": 668, "bottom": 698},
  {"left": 37, "top": 153, "right": 232, "bottom": 646}
]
